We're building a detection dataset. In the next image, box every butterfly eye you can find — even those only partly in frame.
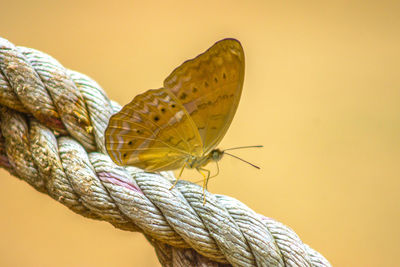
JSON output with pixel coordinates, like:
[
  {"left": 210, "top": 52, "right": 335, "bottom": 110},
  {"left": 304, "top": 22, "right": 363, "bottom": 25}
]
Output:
[
  {"left": 123, "top": 153, "right": 127, "bottom": 158},
  {"left": 171, "top": 104, "right": 176, "bottom": 108},
  {"left": 212, "top": 150, "right": 219, "bottom": 159}
]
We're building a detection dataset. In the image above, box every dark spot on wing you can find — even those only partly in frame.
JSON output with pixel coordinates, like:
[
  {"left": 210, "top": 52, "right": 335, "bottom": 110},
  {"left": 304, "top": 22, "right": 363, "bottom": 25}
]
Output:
[
  {"left": 128, "top": 140, "right": 133, "bottom": 145},
  {"left": 192, "top": 87, "right": 198, "bottom": 93},
  {"left": 180, "top": 92, "right": 187, "bottom": 100},
  {"left": 154, "top": 116, "right": 160, "bottom": 122},
  {"left": 171, "top": 104, "right": 176, "bottom": 108},
  {"left": 214, "top": 77, "right": 218, "bottom": 83},
  {"left": 161, "top": 108, "right": 166, "bottom": 113},
  {"left": 204, "top": 81, "right": 209, "bottom": 87},
  {"left": 223, "top": 73, "right": 226, "bottom": 79},
  {"left": 123, "top": 153, "right": 127, "bottom": 158}
]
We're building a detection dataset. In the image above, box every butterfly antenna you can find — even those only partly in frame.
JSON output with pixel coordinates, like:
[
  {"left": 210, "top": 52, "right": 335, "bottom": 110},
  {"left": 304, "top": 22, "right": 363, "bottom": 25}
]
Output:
[
  {"left": 224, "top": 152, "right": 260, "bottom": 169},
  {"left": 223, "top": 145, "right": 263, "bottom": 151}
]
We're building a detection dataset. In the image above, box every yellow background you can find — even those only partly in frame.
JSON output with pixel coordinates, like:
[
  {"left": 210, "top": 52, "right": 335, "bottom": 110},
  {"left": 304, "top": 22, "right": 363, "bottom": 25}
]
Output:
[{"left": 1, "top": 1, "right": 399, "bottom": 266}]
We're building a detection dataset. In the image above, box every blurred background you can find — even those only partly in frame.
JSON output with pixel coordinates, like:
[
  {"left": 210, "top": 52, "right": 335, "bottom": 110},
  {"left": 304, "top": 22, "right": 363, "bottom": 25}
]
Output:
[{"left": 0, "top": 0, "right": 399, "bottom": 266}]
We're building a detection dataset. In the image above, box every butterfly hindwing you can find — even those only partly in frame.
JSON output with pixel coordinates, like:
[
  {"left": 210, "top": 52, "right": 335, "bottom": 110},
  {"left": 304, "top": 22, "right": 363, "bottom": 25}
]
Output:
[{"left": 105, "top": 88, "right": 203, "bottom": 171}]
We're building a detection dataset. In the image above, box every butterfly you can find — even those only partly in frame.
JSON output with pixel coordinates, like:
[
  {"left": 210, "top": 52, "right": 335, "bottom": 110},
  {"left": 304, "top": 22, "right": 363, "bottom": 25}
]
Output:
[{"left": 105, "top": 38, "right": 251, "bottom": 196}]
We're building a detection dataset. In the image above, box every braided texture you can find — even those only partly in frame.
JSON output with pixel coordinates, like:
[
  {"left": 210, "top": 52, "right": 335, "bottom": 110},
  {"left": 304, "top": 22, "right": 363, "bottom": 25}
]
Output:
[{"left": 0, "top": 37, "right": 331, "bottom": 267}]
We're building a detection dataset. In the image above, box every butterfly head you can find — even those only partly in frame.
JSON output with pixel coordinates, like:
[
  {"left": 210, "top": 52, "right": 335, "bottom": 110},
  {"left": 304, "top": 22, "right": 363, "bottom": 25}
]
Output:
[{"left": 210, "top": 149, "right": 224, "bottom": 162}]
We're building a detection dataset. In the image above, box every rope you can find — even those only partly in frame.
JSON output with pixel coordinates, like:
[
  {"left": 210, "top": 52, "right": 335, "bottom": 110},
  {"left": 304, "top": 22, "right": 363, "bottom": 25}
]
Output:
[{"left": 0, "top": 37, "right": 332, "bottom": 267}]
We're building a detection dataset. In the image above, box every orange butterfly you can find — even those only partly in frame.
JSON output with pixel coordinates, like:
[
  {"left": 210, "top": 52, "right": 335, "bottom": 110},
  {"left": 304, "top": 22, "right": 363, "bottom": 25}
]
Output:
[{"left": 105, "top": 38, "right": 256, "bottom": 196}]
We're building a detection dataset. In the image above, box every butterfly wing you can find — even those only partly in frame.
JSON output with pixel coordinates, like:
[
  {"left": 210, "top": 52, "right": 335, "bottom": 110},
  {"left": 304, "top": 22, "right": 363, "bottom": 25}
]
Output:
[
  {"left": 164, "top": 38, "right": 245, "bottom": 153},
  {"left": 105, "top": 87, "right": 203, "bottom": 171}
]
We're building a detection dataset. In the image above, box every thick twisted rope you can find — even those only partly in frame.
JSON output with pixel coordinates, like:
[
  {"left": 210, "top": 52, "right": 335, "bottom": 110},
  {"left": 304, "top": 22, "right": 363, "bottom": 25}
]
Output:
[{"left": 0, "top": 37, "right": 331, "bottom": 267}]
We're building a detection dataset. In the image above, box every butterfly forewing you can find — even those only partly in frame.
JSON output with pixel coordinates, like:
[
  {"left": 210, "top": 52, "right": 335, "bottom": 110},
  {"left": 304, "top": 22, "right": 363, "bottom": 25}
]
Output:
[
  {"left": 105, "top": 87, "right": 203, "bottom": 171},
  {"left": 164, "top": 38, "right": 245, "bottom": 153},
  {"left": 105, "top": 38, "right": 245, "bottom": 172}
]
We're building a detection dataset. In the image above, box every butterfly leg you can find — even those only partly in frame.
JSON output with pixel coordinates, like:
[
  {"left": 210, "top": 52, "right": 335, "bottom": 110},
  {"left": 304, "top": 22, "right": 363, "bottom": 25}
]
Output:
[
  {"left": 209, "top": 161, "right": 220, "bottom": 179},
  {"left": 169, "top": 162, "right": 187, "bottom": 190},
  {"left": 192, "top": 162, "right": 220, "bottom": 184},
  {"left": 196, "top": 167, "right": 210, "bottom": 204}
]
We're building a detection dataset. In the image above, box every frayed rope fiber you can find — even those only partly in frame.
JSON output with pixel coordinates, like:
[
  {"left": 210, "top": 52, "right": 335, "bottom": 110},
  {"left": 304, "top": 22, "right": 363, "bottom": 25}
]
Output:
[{"left": 0, "top": 37, "right": 331, "bottom": 267}]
